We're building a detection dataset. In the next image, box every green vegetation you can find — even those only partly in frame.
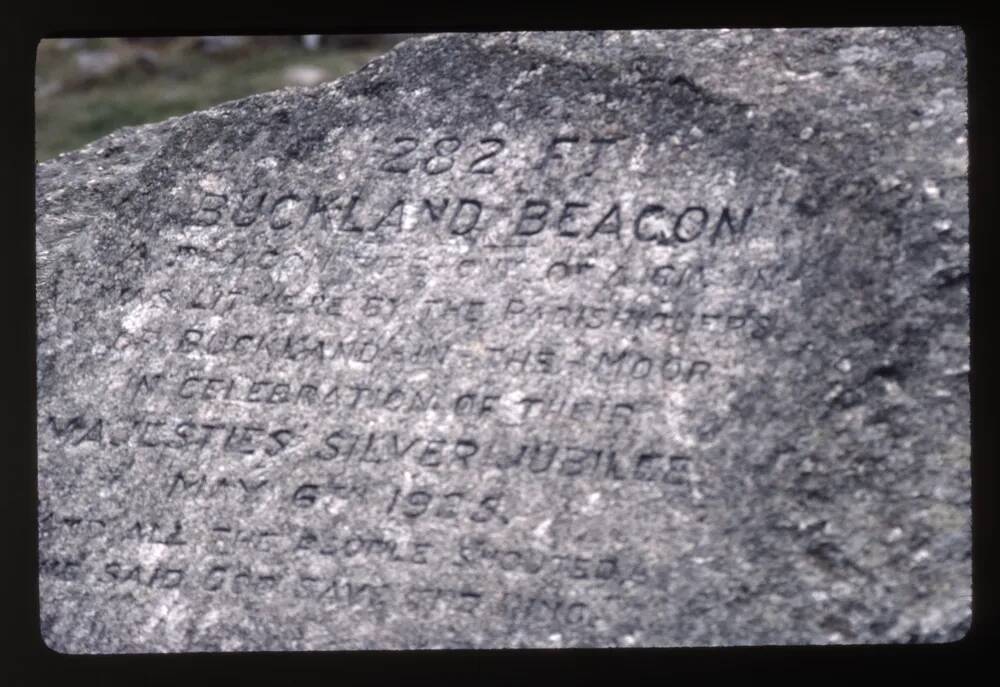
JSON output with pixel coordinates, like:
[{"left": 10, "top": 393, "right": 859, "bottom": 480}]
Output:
[{"left": 36, "top": 37, "right": 399, "bottom": 161}]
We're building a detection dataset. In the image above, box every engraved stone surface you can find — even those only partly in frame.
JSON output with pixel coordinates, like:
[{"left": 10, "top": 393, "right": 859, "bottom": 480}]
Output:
[{"left": 36, "top": 29, "right": 971, "bottom": 652}]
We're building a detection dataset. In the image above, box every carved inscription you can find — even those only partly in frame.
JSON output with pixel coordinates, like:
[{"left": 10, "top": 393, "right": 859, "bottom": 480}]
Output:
[{"left": 39, "top": 122, "right": 799, "bottom": 649}]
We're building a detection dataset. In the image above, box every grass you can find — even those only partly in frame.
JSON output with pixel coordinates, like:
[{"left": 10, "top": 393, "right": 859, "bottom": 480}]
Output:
[{"left": 35, "top": 37, "right": 401, "bottom": 161}]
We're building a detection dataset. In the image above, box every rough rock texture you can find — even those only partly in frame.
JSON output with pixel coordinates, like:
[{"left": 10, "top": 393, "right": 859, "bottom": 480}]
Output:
[{"left": 36, "top": 29, "right": 970, "bottom": 652}]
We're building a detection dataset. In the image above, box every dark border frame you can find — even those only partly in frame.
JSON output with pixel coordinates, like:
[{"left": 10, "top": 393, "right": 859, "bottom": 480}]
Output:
[{"left": 7, "top": 3, "right": 994, "bottom": 684}]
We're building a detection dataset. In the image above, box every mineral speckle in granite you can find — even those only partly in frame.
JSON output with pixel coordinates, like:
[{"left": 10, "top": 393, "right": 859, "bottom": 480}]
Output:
[{"left": 36, "top": 28, "right": 970, "bottom": 653}]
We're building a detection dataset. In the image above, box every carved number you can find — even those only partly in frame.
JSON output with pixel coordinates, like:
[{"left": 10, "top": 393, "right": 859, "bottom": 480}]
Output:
[
  {"left": 385, "top": 487, "right": 506, "bottom": 523},
  {"left": 468, "top": 138, "right": 506, "bottom": 174},
  {"left": 379, "top": 136, "right": 507, "bottom": 175},
  {"left": 379, "top": 136, "right": 419, "bottom": 173},
  {"left": 386, "top": 487, "right": 432, "bottom": 518},
  {"left": 423, "top": 137, "right": 461, "bottom": 175}
]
